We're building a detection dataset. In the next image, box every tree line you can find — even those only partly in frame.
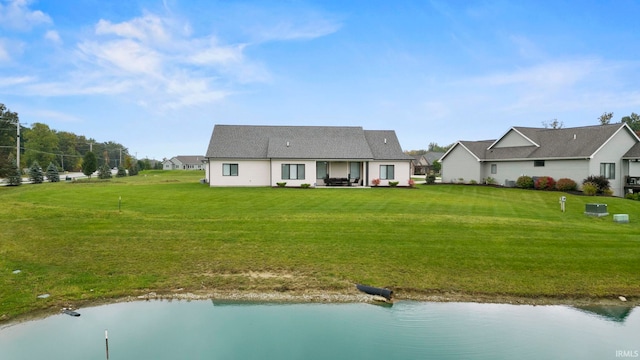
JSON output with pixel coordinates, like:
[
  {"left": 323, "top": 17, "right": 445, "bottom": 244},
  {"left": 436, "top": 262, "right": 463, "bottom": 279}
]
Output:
[{"left": 1, "top": 103, "right": 159, "bottom": 178}]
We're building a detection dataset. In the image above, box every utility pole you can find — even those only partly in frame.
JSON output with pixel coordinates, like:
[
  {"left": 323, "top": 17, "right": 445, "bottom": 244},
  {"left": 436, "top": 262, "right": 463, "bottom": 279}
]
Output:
[{"left": 88, "top": 141, "right": 94, "bottom": 152}]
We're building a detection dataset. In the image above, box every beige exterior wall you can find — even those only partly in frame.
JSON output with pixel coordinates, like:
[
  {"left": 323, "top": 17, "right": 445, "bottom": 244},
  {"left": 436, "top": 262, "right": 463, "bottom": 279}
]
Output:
[
  {"left": 441, "top": 146, "right": 482, "bottom": 183},
  {"left": 208, "top": 159, "right": 271, "bottom": 186},
  {"left": 482, "top": 159, "right": 589, "bottom": 186},
  {"left": 271, "top": 159, "right": 317, "bottom": 187},
  {"left": 589, "top": 129, "right": 637, "bottom": 196},
  {"left": 492, "top": 130, "right": 533, "bottom": 148},
  {"left": 368, "top": 160, "right": 412, "bottom": 186}
]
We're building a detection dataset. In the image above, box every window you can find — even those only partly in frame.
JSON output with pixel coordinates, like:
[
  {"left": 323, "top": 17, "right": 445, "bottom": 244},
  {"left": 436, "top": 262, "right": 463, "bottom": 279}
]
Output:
[
  {"left": 350, "top": 162, "right": 361, "bottom": 179},
  {"left": 490, "top": 164, "right": 497, "bottom": 174},
  {"left": 223, "top": 163, "right": 238, "bottom": 176},
  {"left": 282, "top": 164, "right": 305, "bottom": 180},
  {"left": 316, "top": 162, "right": 328, "bottom": 179},
  {"left": 534, "top": 160, "right": 545, "bottom": 167},
  {"left": 600, "top": 163, "right": 615, "bottom": 179},
  {"left": 380, "top": 165, "right": 395, "bottom": 180}
]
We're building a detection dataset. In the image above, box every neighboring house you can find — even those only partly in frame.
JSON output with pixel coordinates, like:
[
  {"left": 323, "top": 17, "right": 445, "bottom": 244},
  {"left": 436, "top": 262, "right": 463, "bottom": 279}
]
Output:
[
  {"left": 412, "top": 151, "right": 444, "bottom": 175},
  {"left": 203, "top": 125, "right": 414, "bottom": 187},
  {"left": 439, "top": 123, "right": 640, "bottom": 196},
  {"left": 163, "top": 156, "right": 205, "bottom": 170}
]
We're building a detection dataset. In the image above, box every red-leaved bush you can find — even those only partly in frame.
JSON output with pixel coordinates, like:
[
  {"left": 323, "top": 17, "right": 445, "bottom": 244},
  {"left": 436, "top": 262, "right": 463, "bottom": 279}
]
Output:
[
  {"left": 555, "top": 178, "right": 577, "bottom": 191},
  {"left": 534, "top": 176, "right": 555, "bottom": 190}
]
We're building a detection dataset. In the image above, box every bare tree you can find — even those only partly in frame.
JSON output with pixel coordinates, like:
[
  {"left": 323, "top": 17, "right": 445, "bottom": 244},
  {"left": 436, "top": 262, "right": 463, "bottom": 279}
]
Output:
[{"left": 598, "top": 112, "right": 613, "bottom": 125}]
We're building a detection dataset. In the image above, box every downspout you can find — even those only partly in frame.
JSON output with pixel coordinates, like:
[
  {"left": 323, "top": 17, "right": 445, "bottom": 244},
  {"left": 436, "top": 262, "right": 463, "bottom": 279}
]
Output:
[{"left": 365, "top": 161, "right": 369, "bottom": 186}]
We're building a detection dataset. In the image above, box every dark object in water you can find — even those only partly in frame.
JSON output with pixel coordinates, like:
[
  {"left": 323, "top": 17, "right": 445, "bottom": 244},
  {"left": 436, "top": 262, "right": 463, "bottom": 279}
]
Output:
[
  {"left": 63, "top": 309, "right": 80, "bottom": 317},
  {"left": 356, "top": 284, "right": 393, "bottom": 300}
]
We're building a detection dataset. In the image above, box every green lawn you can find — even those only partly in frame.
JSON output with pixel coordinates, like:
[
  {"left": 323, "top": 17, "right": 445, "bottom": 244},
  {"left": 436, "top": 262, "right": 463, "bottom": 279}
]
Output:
[{"left": 1, "top": 170, "right": 639, "bottom": 320}]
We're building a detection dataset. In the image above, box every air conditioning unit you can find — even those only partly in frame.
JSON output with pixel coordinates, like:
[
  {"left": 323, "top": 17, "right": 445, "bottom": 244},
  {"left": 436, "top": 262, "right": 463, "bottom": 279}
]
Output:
[{"left": 585, "top": 203, "right": 608, "bottom": 217}]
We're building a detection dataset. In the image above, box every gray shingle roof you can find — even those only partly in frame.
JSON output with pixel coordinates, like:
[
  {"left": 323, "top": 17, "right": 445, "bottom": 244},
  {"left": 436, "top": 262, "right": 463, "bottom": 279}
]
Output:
[
  {"left": 205, "top": 125, "right": 411, "bottom": 160},
  {"left": 449, "top": 124, "right": 636, "bottom": 161}
]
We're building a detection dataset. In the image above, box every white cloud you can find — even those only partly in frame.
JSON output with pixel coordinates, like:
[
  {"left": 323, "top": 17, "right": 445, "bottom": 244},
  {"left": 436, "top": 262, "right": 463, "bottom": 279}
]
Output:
[
  {"left": 95, "top": 14, "right": 171, "bottom": 45},
  {"left": 44, "top": 30, "right": 61, "bottom": 44},
  {"left": 0, "top": 39, "right": 10, "bottom": 61},
  {"left": 77, "top": 39, "right": 163, "bottom": 76},
  {"left": 0, "top": 0, "right": 52, "bottom": 31}
]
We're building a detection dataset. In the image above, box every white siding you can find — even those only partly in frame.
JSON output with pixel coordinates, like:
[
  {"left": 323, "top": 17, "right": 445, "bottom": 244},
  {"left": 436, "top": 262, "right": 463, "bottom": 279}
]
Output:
[
  {"left": 208, "top": 160, "right": 271, "bottom": 186},
  {"left": 482, "top": 159, "right": 589, "bottom": 187},
  {"left": 368, "top": 161, "right": 412, "bottom": 186},
  {"left": 441, "top": 146, "right": 481, "bottom": 183},
  {"left": 492, "top": 130, "right": 534, "bottom": 148},
  {"left": 629, "top": 161, "right": 640, "bottom": 177},
  {"left": 271, "top": 160, "right": 316, "bottom": 187},
  {"left": 590, "top": 129, "right": 637, "bottom": 196}
]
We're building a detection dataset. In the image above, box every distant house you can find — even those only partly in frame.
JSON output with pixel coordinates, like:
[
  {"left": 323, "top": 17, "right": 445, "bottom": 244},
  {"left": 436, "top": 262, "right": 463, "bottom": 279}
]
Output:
[
  {"left": 439, "top": 123, "right": 640, "bottom": 196},
  {"left": 163, "top": 156, "right": 205, "bottom": 170},
  {"left": 203, "top": 125, "right": 414, "bottom": 187},
  {"left": 412, "top": 151, "right": 444, "bottom": 175}
]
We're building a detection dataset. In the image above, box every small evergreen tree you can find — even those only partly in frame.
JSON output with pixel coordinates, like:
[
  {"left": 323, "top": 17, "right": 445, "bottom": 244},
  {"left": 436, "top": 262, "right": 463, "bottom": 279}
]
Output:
[
  {"left": 116, "top": 166, "right": 127, "bottom": 177},
  {"left": 46, "top": 162, "right": 60, "bottom": 182},
  {"left": 98, "top": 163, "right": 112, "bottom": 179},
  {"left": 128, "top": 162, "right": 139, "bottom": 176},
  {"left": 7, "top": 159, "right": 22, "bottom": 186},
  {"left": 82, "top": 151, "right": 97, "bottom": 179},
  {"left": 29, "top": 161, "right": 44, "bottom": 184}
]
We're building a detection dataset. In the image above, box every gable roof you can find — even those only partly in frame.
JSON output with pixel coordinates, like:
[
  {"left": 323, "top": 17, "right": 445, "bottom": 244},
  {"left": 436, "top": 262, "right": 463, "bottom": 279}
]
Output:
[
  {"left": 442, "top": 123, "right": 639, "bottom": 162},
  {"left": 205, "top": 125, "right": 412, "bottom": 161}
]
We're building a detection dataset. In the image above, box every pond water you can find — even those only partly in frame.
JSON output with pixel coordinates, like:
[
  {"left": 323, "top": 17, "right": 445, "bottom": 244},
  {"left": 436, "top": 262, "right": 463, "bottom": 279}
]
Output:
[{"left": 0, "top": 301, "right": 638, "bottom": 359}]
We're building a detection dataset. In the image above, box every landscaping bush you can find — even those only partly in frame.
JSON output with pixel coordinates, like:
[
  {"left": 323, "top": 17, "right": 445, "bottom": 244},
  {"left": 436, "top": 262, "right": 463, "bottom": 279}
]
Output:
[
  {"left": 276, "top": 182, "right": 286, "bottom": 187},
  {"left": 389, "top": 181, "right": 399, "bottom": 187},
  {"left": 425, "top": 175, "right": 436, "bottom": 185},
  {"left": 484, "top": 177, "right": 496, "bottom": 185},
  {"left": 300, "top": 183, "right": 311, "bottom": 188},
  {"left": 625, "top": 193, "right": 640, "bottom": 201},
  {"left": 555, "top": 178, "right": 577, "bottom": 191},
  {"left": 582, "top": 182, "right": 598, "bottom": 196},
  {"left": 516, "top": 175, "right": 534, "bottom": 189},
  {"left": 46, "top": 162, "right": 60, "bottom": 182},
  {"left": 582, "top": 175, "right": 610, "bottom": 194},
  {"left": 29, "top": 161, "right": 44, "bottom": 184},
  {"left": 408, "top": 179, "right": 415, "bottom": 188},
  {"left": 534, "top": 176, "right": 555, "bottom": 190},
  {"left": 371, "top": 178, "right": 381, "bottom": 186}
]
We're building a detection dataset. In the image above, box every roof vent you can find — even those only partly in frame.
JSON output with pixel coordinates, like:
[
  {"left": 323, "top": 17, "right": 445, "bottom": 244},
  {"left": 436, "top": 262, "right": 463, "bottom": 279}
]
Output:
[
  {"left": 384, "top": 138, "right": 387, "bottom": 144},
  {"left": 286, "top": 141, "right": 290, "bottom": 147},
  {"left": 573, "top": 134, "right": 576, "bottom": 140}
]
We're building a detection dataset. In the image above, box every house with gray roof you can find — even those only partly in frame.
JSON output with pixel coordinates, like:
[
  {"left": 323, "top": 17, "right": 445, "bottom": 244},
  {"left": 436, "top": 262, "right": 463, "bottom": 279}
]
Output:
[
  {"left": 412, "top": 151, "right": 445, "bottom": 175},
  {"left": 163, "top": 155, "right": 205, "bottom": 170},
  {"left": 439, "top": 123, "right": 640, "bottom": 196},
  {"left": 203, "top": 125, "right": 413, "bottom": 187}
]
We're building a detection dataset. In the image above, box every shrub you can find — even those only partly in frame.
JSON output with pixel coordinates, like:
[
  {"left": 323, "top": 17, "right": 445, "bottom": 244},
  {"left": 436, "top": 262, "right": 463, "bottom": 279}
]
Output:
[
  {"left": 276, "top": 182, "right": 287, "bottom": 187},
  {"left": 300, "top": 183, "right": 311, "bottom": 188},
  {"left": 425, "top": 175, "right": 436, "bottom": 185},
  {"left": 485, "top": 177, "right": 496, "bottom": 185},
  {"left": 555, "top": 178, "right": 577, "bottom": 191},
  {"left": 457, "top": 178, "right": 464, "bottom": 184},
  {"left": 583, "top": 175, "right": 610, "bottom": 194},
  {"left": 29, "top": 161, "right": 44, "bottom": 184},
  {"left": 470, "top": 180, "right": 478, "bottom": 185},
  {"left": 582, "top": 182, "right": 598, "bottom": 196},
  {"left": 516, "top": 175, "right": 534, "bottom": 189},
  {"left": 408, "top": 179, "right": 415, "bottom": 188},
  {"left": 625, "top": 193, "right": 640, "bottom": 201},
  {"left": 371, "top": 178, "right": 381, "bottom": 186},
  {"left": 389, "top": 181, "right": 399, "bottom": 187},
  {"left": 534, "top": 176, "right": 555, "bottom": 190},
  {"left": 46, "top": 162, "right": 60, "bottom": 182},
  {"left": 98, "top": 164, "right": 112, "bottom": 179},
  {"left": 116, "top": 167, "right": 127, "bottom": 177}
]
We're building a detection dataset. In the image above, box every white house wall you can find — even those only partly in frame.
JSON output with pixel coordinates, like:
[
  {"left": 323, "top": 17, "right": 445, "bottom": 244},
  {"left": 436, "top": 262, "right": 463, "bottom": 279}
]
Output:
[
  {"left": 271, "top": 160, "right": 316, "bottom": 187},
  {"left": 441, "top": 146, "right": 481, "bottom": 183},
  {"left": 368, "top": 161, "right": 412, "bottom": 186},
  {"left": 492, "top": 130, "right": 534, "bottom": 148},
  {"left": 589, "top": 129, "right": 637, "bottom": 196},
  {"left": 629, "top": 161, "right": 640, "bottom": 177},
  {"left": 208, "top": 160, "right": 271, "bottom": 186},
  {"left": 482, "top": 159, "right": 589, "bottom": 187}
]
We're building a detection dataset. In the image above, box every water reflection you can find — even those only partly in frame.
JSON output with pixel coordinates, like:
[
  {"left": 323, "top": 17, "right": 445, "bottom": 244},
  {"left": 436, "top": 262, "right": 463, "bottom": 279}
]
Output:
[
  {"left": 572, "top": 305, "right": 634, "bottom": 323},
  {"left": 0, "top": 301, "right": 638, "bottom": 360}
]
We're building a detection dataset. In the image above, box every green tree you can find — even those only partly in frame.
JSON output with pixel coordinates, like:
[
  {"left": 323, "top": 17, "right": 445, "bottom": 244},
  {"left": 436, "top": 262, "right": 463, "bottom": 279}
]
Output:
[
  {"left": 98, "top": 163, "right": 112, "bottom": 179},
  {"left": 0, "top": 103, "right": 20, "bottom": 174},
  {"left": 621, "top": 112, "right": 640, "bottom": 132},
  {"left": 598, "top": 112, "right": 613, "bottom": 125},
  {"left": 46, "top": 162, "right": 60, "bottom": 182},
  {"left": 22, "top": 123, "right": 59, "bottom": 167},
  {"left": 428, "top": 142, "right": 453, "bottom": 152},
  {"left": 7, "top": 158, "right": 22, "bottom": 186},
  {"left": 82, "top": 151, "right": 97, "bottom": 179},
  {"left": 432, "top": 160, "right": 441, "bottom": 173},
  {"left": 128, "top": 161, "right": 139, "bottom": 176},
  {"left": 542, "top": 119, "right": 563, "bottom": 129},
  {"left": 56, "top": 131, "right": 82, "bottom": 172},
  {"left": 29, "top": 161, "right": 44, "bottom": 184},
  {"left": 116, "top": 166, "right": 127, "bottom": 177}
]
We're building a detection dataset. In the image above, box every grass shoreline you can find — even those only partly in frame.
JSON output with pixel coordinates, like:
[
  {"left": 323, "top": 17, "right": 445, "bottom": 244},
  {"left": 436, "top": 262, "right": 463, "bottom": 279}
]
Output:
[{"left": 2, "top": 170, "right": 639, "bottom": 323}]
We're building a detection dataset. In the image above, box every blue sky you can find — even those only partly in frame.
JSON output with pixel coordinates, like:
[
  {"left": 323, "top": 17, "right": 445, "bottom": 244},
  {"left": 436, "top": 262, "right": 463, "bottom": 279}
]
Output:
[{"left": 1, "top": 0, "right": 640, "bottom": 159}]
